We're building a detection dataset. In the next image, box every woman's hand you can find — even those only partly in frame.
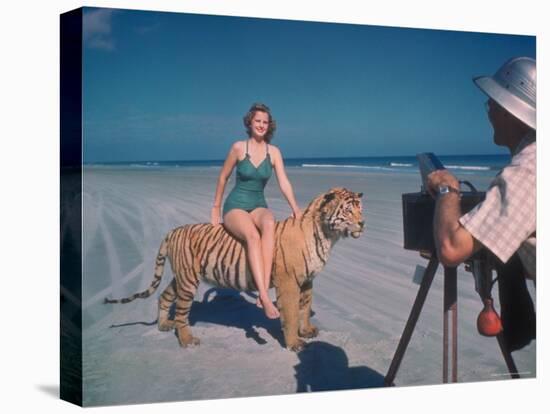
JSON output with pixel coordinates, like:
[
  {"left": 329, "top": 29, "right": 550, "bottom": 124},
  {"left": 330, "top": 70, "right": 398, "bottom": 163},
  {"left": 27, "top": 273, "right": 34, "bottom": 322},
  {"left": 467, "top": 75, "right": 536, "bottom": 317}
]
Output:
[
  {"left": 292, "top": 207, "right": 302, "bottom": 220},
  {"left": 211, "top": 207, "right": 221, "bottom": 225}
]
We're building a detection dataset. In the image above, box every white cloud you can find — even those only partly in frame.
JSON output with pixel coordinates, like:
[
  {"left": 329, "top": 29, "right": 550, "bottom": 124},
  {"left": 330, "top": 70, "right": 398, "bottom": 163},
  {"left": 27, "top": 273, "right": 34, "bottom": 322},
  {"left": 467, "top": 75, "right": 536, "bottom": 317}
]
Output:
[{"left": 83, "top": 9, "right": 115, "bottom": 51}]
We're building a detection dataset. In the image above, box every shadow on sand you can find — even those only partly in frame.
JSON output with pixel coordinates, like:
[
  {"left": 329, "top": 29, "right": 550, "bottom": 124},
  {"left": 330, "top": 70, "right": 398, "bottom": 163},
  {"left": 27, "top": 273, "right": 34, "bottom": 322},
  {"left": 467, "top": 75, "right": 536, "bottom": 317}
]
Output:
[
  {"left": 187, "top": 288, "right": 284, "bottom": 347},
  {"left": 294, "top": 341, "right": 385, "bottom": 392},
  {"left": 109, "top": 288, "right": 284, "bottom": 347}
]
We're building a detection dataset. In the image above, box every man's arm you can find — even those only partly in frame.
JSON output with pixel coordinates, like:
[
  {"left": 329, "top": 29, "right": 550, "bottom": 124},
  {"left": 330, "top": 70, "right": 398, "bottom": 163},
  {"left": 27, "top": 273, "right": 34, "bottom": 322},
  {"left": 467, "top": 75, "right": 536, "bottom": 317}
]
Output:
[{"left": 427, "top": 170, "right": 482, "bottom": 266}]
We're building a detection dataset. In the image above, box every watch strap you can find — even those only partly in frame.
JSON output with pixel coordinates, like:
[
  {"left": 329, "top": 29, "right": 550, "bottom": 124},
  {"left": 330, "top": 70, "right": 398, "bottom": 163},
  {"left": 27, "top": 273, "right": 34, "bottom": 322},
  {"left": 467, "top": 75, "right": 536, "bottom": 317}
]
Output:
[{"left": 438, "top": 185, "right": 461, "bottom": 196}]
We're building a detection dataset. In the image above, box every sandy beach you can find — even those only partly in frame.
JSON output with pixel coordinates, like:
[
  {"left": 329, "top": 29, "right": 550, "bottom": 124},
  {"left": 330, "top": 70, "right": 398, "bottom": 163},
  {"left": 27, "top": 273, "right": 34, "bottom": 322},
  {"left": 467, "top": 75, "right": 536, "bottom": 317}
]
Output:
[{"left": 80, "top": 165, "right": 536, "bottom": 407}]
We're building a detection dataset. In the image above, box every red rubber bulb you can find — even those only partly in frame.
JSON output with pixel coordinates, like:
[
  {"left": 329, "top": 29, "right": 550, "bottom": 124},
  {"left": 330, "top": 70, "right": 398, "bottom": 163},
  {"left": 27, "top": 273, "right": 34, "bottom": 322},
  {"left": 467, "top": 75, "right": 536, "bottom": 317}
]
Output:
[{"left": 477, "top": 298, "right": 503, "bottom": 337}]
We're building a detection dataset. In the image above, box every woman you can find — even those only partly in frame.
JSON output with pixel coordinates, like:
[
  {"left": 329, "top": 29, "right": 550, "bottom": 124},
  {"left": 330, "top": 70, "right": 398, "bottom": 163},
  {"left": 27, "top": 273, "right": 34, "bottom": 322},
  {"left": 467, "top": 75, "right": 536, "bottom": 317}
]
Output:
[{"left": 211, "top": 103, "right": 302, "bottom": 319}]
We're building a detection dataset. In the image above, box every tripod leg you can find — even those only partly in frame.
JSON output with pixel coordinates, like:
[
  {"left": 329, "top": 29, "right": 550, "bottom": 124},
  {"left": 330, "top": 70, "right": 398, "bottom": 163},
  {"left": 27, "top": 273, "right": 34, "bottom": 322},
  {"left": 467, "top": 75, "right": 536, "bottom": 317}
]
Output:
[
  {"left": 384, "top": 256, "right": 439, "bottom": 386},
  {"left": 452, "top": 279, "right": 458, "bottom": 382},
  {"left": 496, "top": 334, "right": 520, "bottom": 379},
  {"left": 443, "top": 266, "right": 458, "bottom": 383},
  {"left": 474, "top": 257, "right": 519, "bottom": 379}
]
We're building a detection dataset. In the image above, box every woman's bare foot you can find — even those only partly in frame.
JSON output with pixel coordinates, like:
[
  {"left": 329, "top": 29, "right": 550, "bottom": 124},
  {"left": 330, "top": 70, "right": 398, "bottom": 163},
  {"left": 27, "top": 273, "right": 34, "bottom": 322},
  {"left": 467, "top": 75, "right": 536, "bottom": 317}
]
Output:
[
  {"left": 260, "top": 295, "right": 279, "bottom": 319},
  {"left": 256, "top": 297, "right": 263, "bottom": 308}
]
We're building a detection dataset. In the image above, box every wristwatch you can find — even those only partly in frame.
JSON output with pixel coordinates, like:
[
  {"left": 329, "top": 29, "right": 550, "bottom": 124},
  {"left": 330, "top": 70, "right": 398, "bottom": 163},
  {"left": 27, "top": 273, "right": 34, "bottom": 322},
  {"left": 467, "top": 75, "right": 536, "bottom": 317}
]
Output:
[{"left": 438, "top": 185, "right": 460, "bottom": 197}]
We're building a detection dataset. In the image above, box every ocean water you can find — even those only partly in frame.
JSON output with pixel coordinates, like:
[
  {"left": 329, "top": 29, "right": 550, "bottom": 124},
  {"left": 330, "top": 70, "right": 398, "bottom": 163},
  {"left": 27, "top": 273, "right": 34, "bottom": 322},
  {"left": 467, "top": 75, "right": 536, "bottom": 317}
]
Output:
[{"left": 87, "top": 154, "right": 509, "bottom": 177}]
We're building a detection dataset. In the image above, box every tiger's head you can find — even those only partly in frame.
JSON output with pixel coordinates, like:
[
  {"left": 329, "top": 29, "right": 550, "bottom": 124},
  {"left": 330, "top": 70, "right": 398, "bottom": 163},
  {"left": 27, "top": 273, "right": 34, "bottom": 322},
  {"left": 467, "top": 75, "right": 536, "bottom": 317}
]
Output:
[{"left": 315, "top": 187, "right": 365, "bottom": 239}]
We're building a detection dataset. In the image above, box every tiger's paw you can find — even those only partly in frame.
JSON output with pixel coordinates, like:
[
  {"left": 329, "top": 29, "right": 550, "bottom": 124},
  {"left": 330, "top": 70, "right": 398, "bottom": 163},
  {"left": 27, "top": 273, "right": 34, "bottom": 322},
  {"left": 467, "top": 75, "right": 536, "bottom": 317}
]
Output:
[
  {"left": 158, "top": 319, "right": 176, "bottom": 331},
  {"left": 286, "top": 338, "right": 306, "bottom": 352},
  {"left": 176, "top": 328, "right": 201, "bottom": 348},
  {"left": 179, "top": 336, "right": 200, "bottom": 348},
  {"left": 299, "top": 325, "right": 319, "bottom": 339}
]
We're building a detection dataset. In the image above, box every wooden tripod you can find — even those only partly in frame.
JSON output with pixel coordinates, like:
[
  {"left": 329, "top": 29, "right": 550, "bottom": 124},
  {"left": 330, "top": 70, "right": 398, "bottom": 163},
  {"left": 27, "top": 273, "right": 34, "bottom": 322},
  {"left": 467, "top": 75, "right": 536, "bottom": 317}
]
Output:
[{"left": 384, "top": 254, "right": 519, "bottom": 386}]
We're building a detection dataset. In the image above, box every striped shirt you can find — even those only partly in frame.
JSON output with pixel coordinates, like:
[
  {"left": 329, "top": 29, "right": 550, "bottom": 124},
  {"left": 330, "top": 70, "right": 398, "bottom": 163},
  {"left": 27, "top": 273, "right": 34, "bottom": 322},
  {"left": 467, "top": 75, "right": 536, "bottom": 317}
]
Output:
[{"left": 459, "top": 132, "right": 536, "bottom": 279}]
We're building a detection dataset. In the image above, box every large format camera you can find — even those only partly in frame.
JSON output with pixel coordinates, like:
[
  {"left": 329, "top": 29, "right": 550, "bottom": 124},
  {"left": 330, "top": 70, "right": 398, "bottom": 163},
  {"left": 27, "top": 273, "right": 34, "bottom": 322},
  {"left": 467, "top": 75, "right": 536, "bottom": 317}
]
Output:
[{"left": 402, "top": 153, "right": 484, "bottom": 253}]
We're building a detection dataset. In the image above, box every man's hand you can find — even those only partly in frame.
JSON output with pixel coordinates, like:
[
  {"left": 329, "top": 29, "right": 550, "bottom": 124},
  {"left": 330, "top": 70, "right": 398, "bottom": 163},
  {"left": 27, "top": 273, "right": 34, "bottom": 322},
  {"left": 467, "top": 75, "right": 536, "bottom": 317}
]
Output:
[
  {"left": 426, "top": 170, "right": 460, "bottom": 199},
  {"left": 427, "top": 169, "right": 480, "bottom": 266}
]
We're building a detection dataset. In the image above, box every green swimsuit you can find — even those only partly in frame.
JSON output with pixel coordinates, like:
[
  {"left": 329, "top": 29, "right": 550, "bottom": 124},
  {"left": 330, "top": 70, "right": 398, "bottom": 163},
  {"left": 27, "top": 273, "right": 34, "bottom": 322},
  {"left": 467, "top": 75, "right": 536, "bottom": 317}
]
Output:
[{"left": 223, "top": 140, "right": 273, "bottom": 216}]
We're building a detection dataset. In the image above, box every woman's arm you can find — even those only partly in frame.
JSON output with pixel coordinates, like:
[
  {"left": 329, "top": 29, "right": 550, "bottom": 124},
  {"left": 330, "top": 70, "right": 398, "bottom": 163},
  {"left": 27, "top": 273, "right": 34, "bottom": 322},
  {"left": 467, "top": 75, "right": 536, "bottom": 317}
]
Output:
[
  {"left": 211, "top": 142, "right": 240, "bottom": 224},
  {"left": 270, "top": 145, "right": 301, "bottom": 218}
]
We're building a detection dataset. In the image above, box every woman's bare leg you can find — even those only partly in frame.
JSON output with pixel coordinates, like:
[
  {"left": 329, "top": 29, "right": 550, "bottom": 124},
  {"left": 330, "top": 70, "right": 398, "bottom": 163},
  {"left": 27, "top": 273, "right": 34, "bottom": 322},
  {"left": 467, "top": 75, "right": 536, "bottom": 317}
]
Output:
[
  {"left": 223, "top": 209, "right": 279, "bottom": 319},
  {"left": 250, "top": 208, "right": 276, "bottom": 308}
]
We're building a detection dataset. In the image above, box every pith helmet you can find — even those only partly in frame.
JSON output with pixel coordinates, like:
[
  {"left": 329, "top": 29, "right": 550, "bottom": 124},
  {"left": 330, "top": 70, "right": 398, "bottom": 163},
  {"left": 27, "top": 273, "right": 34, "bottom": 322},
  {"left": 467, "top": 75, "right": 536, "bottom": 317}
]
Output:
[{"left": 473, "top": 57, "right": 536, "bottom": 130}]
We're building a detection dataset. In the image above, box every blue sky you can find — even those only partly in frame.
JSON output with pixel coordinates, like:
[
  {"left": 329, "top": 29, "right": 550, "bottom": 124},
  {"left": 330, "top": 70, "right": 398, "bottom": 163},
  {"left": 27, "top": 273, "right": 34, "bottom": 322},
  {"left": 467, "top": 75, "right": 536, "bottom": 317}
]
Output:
[{"left": 83, "top": 7, "right": 535, "bottom": 162}]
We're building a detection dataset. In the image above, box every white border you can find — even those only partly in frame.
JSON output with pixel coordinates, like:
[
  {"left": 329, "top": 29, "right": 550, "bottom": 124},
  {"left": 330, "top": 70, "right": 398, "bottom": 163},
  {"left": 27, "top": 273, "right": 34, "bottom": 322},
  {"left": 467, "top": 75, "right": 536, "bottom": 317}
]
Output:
[{"left": 2, "top": 1, "right": 547, "bottom": 413}]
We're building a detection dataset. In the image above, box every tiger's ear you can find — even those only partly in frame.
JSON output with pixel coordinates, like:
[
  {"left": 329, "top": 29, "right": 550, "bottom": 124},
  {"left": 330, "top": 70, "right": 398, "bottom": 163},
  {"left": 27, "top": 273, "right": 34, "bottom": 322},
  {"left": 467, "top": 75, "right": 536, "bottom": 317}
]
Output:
[
  {"left": 320, "top": 191, "right": 337, "bottom": 210},
  {"left": 324, "top": 192, "right": 336, "bottom": 202},
  {"left": 357, "top": 192, "right": 363, "bottom": 198}
]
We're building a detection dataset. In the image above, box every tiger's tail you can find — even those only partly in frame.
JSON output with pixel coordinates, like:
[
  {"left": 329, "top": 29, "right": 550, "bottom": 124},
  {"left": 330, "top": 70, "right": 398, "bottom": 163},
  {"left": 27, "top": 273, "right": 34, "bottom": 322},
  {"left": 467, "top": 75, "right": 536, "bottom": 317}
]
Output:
[{"left": 104, "top": 231, "right": 172, "bottom": 305}]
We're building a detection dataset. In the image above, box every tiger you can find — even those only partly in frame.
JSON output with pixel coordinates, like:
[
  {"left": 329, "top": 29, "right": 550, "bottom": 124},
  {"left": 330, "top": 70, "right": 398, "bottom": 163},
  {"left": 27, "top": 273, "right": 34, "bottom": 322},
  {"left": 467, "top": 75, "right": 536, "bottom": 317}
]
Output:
[{"left": 105, "top": 187, "right": 365, "bottom": 351}]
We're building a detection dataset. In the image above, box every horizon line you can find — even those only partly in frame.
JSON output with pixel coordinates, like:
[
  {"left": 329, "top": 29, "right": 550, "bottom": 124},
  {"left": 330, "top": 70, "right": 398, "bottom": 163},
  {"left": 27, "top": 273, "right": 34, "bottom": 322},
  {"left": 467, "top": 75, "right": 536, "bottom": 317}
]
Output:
[{"left": 84, "top": 152, "right": 509, "bottom": 164}]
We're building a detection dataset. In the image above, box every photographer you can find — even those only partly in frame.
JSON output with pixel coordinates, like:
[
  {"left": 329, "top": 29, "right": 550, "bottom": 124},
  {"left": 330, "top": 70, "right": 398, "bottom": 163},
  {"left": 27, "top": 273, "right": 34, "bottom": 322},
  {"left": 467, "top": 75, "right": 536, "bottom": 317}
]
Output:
[{"left": 427, "top": 57, "right": 536, "bottom": 281}]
